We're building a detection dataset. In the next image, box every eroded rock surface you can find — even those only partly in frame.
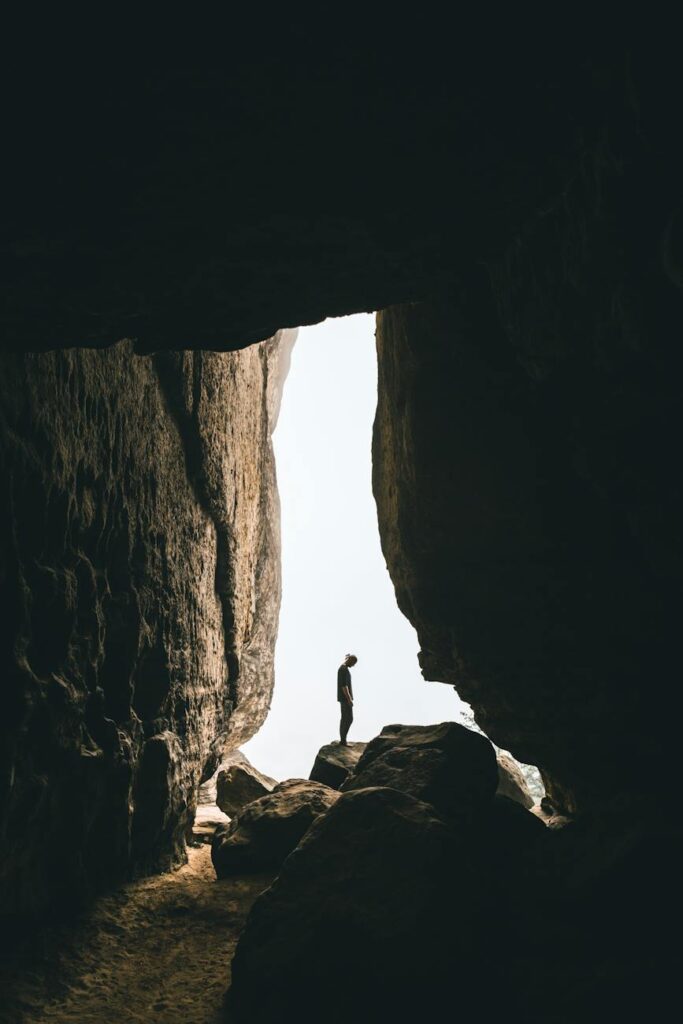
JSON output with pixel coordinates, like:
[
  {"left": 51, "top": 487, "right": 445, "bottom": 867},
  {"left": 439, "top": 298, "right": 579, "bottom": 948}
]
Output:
[
  {"left": 341, "top": 722, "right": 498, "bottom": 818},
  {"left": 309, "top": 741, "right": 366, "bottom": 790},
  {"left": 216, "top": 763, "right": 276, "bottom": 817},
  {"left": 497, "top": 752, "right": 534, "bottom": 810},
  {"left": 211, "top": 780, "right": 338, "bottom": 877},
  {"left": 0, "top": 331, "right": 295, "bottom": 917}
]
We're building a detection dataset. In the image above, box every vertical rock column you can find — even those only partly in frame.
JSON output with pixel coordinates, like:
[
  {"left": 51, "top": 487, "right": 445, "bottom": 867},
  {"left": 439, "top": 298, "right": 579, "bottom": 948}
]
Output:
[{"left": 0, "top": 330, "right": 295, "bottom": 917}]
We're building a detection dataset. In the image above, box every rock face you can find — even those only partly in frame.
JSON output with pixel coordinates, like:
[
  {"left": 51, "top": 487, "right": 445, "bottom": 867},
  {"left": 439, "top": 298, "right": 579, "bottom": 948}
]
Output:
[
  {"left": 372, "top": 291, "right": 682, "bottom": 816},
  {"left": 341, "top": 722, "right": 498, "bottom": 819},
  {"left": 309, "top": 741, "right": 366, "bottom": 790},
  {"left": 228, "top": 785, "right": 546, "bottom": 1022},
  {"left": 0, "top": 331, "right": 295, "bottom": 917},
  {"left": 216, "top": 763, "right": 277, "bottom": 817},
  {"left": 211, "top": 780, "right": 338, "bottom": 877},
  {"left": 497, "top": 752, "right": 534, "bottom": 810}
]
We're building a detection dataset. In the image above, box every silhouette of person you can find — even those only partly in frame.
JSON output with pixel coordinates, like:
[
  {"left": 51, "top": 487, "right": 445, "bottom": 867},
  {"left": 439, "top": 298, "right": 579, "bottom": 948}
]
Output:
[{"left": 337, "top": 653, "right": 358, "bottom": 745}]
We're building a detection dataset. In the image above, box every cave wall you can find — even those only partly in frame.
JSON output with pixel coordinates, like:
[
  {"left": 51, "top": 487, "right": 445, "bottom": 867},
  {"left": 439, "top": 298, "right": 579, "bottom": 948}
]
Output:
[
  {"left": 0, "top": 330, "right": 294, "bottom": 917},
  {"left": 373, "top": 142, "right": 683, "bottom": 813},
  {"left": 1, "top": 31, "right": 681, "bottom": 879}
]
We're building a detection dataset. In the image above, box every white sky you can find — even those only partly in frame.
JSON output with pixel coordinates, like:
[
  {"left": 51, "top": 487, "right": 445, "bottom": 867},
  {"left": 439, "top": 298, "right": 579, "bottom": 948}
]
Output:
[{"left": 242, "top": 314, "right": 470, "bottom": 781}]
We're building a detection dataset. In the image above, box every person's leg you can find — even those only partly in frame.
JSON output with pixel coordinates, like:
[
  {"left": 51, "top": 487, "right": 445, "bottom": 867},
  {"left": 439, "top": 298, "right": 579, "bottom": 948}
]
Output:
[{"left": 340, "top": 702, "right": 353, "bottom": 744}]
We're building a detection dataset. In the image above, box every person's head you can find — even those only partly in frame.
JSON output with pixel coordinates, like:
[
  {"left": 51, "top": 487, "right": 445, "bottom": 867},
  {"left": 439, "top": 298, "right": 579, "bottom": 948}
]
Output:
[{"left": 344, "top": 653, "right": 358, "bottom": 667}]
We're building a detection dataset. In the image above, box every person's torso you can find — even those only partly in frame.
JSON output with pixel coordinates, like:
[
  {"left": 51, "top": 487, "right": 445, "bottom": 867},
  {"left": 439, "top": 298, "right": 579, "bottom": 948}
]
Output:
[{"left": 337, "top": 664, "right": 352, "bottom": 701}]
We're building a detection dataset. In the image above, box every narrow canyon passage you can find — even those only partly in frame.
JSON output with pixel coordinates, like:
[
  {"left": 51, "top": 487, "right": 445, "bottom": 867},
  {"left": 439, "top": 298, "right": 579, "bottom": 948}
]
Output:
[
  {"left": 1, "top": 807, "right": 273, "bottom": 1024},
  {"left": 244, "top": 314, "right": 469, "bottom": 778}
]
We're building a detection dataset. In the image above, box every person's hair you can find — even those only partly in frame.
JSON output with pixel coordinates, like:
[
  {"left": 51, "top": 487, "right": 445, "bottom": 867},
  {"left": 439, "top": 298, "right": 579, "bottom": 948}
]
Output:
[{"left": 345, "top": 653, "right": 358, "bottom": 665}]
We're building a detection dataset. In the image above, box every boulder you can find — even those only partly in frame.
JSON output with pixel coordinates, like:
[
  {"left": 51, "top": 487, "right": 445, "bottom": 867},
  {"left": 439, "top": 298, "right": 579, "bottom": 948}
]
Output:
[
  {"left": 211, "top": 779, "right": 337, "bottom": 877},
  {"left": 227, "top": 786, "right": 538, "bottom": 1023},
  {"left": 309, "top": 741, "right": 366, "bottom": 789},
  {"left": 496, "top": 751, "right": 535, "bottom": 809},
  {"left": 197, "top": 749, "right": 249, "bottom": 806},
  {"left": 216, "top": 762, "right": 277, "bottom": 817},
  {"left": 341, "top": 721, "right": 498, "bottom": 818}
]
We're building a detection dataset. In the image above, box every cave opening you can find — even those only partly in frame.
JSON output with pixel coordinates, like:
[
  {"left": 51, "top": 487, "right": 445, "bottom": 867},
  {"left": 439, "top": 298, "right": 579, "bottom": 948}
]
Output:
[
  {"left": 2, "top": 37, "right": 683, "bottom": 1022},
  {"left": 242, "top": 313, "right": 543, "bottom": 801},
  {"left": 243, "top": 314, "right": 469, "bottom": 778}
]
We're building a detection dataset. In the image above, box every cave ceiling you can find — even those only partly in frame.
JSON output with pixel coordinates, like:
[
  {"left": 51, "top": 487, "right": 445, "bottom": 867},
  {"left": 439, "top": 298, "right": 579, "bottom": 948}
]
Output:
[{"left": 4, "top": 38, "right": 678, "bottom": 354}]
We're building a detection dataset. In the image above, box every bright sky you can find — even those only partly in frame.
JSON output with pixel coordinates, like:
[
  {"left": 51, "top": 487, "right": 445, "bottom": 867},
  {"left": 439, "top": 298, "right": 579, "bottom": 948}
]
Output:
[{"left": 243, "top": 314, "right": 471, "bottom": 781}]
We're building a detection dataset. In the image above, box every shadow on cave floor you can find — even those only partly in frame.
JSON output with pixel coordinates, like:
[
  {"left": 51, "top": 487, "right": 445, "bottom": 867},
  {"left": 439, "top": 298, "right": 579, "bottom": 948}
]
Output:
[{"left": 0, "top": 806, "right": 273, "bottom": 1024}]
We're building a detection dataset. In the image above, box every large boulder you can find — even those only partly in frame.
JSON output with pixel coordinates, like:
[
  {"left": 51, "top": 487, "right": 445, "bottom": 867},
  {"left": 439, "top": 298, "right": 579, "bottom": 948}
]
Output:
[
  {"left": 227, "top": 786, "right": 544, "bottom": 1023},
  {"left": 216, "top": 763, "right": 277, "bottom": 817},
  {"left": 309, "top": 741, "right": 366, "bottom": 790},
  {"left": 341, "top": 722, "right": 498, "bottom": 818},
  {"left": 211, "top": 779, "right": 337, "bottom": 877},
  {"left": 496, "top": 752, "right": 534, "bottom": 809}
]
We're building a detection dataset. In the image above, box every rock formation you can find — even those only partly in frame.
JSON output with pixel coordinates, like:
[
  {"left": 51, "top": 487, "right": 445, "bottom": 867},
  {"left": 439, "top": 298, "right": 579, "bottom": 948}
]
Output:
[
  {"left": 0, "top": 331, "right": 295, "bottom": 918},
  {"left": 2, "top": 37, "right": 682, "bottom": 1019},
  {"left": 197, "top": 749, "right": 250, "bottom": 807},
  {"left": 372, "top": 291, "right": 681, "bottom": 816},
  {"left": 341, "top": 722, "right": 498, "bottom": 819},
  {"left": 309, "top": 741, "right": 366, "bottom": 790},
  {"left": 216, "top": 762, "right": 276, "bottom": 817},
  {"left": 211, "top": 780, "right": 338, "bottom": 877},
  {"left": 228, "top": 749, "right": 546, "bottom": 1022},
  {"left": 496, "top": 752, "right": 534, "bottom": 810}
]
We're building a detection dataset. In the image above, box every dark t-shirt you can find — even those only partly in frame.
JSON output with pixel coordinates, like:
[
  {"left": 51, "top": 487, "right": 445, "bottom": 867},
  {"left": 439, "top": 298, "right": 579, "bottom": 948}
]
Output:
[{"left": 337, "top": 664, "right": 353, "bottom": 702}]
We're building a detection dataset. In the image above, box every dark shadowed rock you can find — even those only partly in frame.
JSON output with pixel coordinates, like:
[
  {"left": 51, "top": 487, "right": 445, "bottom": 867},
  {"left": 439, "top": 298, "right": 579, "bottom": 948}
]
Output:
[
  {"left": 531, "top": 805, "right": 574, "bottom": 831},
  {"left": 211, "top": 780, "right": 337, "bottom": 877},
  {"left": 216, "top": 763, "right": 277, "bottom": 817},
  {"left": 228, "top": 786, "right": 539, "bottom": 1023},
  {"left": 497, "top": 752, "right": 534, "bottom": 809},
  {"left": 341, "top": 721, "right": 498, "bottom": 818},
  {"left": 373, "top": 290, "right": 683, "bottom": 819},
  {"left": 481, "top": 795, "right": 548, "bottom": 875},
  {"left": 309, "top": 741, "right": 366, "bottom": 790},
  {"left": 131, "top": 731, "right": 189, "bottom": 874}
]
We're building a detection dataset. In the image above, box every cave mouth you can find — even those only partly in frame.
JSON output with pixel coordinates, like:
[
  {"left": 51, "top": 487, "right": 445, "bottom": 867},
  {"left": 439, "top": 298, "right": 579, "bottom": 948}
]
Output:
[
  {"left": 243, "top": 313, "right": 470, "bottom": 778},
  {"left": 242, "top": 313, "right": 543, "bottom": 801}
]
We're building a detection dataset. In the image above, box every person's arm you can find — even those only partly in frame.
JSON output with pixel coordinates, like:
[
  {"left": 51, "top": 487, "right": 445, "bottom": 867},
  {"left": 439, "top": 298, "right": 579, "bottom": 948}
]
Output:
[{"left": 341, "top": 684, "right": 353, "bottom": 704}]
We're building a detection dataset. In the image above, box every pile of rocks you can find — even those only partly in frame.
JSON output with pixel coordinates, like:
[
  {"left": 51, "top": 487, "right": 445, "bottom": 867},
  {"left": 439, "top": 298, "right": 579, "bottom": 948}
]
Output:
[{"left": 222, "top": 722, "right": 548, "bottom": 1022}]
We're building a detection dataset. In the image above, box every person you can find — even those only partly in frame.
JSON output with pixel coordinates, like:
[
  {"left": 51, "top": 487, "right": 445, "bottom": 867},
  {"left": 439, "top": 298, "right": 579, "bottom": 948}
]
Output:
[{"left": 337, "top": 653, "right": 358, "bottom": 745}]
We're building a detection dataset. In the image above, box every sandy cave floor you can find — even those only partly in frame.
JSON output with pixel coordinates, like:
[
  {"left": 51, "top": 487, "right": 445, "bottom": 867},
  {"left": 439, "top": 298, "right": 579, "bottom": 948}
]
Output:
[{"left": 0, "top": 807, "right": 273, "bottom": 1024}]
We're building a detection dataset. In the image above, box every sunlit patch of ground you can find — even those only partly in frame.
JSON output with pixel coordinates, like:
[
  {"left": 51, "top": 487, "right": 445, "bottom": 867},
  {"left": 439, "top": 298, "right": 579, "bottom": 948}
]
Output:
[{"left": 1, "top": 806, "right": 272, "bottom": 1024}]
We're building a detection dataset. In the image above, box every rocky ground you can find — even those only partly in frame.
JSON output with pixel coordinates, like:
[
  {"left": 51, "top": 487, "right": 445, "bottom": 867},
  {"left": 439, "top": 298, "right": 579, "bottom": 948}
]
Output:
[{"left": 0, "top": 805, "right": 273, "bottom": 1024}]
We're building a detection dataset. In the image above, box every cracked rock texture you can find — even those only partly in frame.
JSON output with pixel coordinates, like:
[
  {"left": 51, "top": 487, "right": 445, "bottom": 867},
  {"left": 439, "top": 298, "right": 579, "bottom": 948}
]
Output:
[{"left": 0, "top": 329, "right": 295, "bottom": 918}]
